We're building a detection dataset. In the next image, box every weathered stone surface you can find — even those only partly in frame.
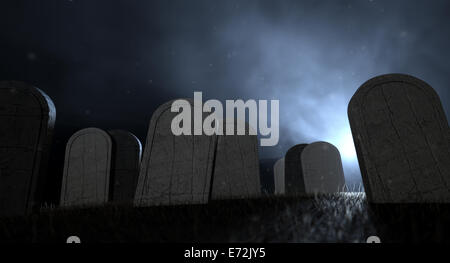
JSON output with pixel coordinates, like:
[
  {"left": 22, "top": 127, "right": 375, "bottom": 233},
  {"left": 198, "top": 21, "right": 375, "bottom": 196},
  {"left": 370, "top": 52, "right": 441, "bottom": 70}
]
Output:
[
  {"left": 284, "top": 144, "right": 308, "bottom": 194},
  {"left": 273, "top": 158, "right": 285, "bottom": 195},
  {"left": 108, "top": 130, "right": 142, "bottom": 203},
  {"left": 211, "top": 120, "right": 261, "bottom": 200},
  {"left": 0, "top": 81, "right": 56, "bottom": 217},
  {"left": 301, "top": 142, "right": 346, "bottom": 194},
  {"left": 348, "top": 74, "right": 450, "bottom": 203},
  {"left": 135, "top": 100, "right": 217, "bottom": 206},
  {"left": 60, "top": 128, "right": 112, "bottom": 206}
]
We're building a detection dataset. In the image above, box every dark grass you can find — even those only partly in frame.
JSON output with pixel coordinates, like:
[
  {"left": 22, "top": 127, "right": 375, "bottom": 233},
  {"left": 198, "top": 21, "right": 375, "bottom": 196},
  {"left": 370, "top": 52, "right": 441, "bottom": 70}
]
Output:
[{"left": 0, "top": 193, "right": 449, "bottom": 243}]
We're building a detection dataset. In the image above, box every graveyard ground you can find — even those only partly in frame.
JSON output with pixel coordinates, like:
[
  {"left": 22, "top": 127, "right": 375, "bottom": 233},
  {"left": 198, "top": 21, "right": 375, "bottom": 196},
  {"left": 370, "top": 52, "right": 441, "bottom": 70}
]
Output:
[{"left": 0, "top": 193, "right": 450, "bottom": 243}]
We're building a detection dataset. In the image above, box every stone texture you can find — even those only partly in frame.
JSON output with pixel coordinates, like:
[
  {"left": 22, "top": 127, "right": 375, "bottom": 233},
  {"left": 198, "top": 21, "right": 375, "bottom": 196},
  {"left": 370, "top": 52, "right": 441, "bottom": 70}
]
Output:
[
  {"left": 284, "top": 144, "right": 308, "bottom": 194},
  {"left": 211, "top": 120, "right": 261, "bottom": 200},
  {"left": 348, "top": 73, "right": 450, "bottom": 203},
  {"left": 134, "top": 100, "right": 217, "bottom": 206},
  {"left": 0, "top": 81, "right": 56, "bottom": 217},
  {"left": 301, "top": 142, "right": 346, "bottom": 194},
  {"left": 108, "top": 130, "right": 142, "bottom": 203},
  {"left": 60, "top": 128, "right": 112, "bottom": 206},
  {"left": 273, "top": 158, "right": 285, "bottom": 195}
]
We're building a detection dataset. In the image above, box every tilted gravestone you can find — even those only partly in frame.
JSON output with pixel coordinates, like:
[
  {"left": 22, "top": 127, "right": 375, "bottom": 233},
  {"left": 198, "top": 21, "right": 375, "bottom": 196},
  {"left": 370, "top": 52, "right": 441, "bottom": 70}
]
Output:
[
  {"left": 273, "top": 158, "right": 285, "bottom": 195},
  {"left": 349, "top": 74, "right": 450, "bottom": 203},
  {"left": 134, "top": 100, "right": 217, "bottom": 206},
  {"left": 284, "top": 144, "right": 308, "bottom": 194},
  {"left": 301, "top": 142, "right": 346, "bottom": 194},
  {"left": 211, "top": 120, "right": 261, "bottom": 200},
  {"left": 60, "top": 128, "right": 112, "bottom": 207},
  {"left": 108, "top": 130, "right": 142, "bottom": 203},
  {"left": 0, "top": 81, "right": 56, "bottom": 216}
]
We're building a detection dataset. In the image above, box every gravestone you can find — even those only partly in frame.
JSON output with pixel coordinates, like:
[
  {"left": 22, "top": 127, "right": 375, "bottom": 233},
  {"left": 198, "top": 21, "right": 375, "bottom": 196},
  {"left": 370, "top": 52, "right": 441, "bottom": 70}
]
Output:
[
  {"left": 211, "top": 120, "right": 261, "bottom": 200},
  {"left": 134, "top": 100, "right": 217, "bottom": 206},
  {"left": 0, "top": 81, "right": 56, "bottom": 216},
  {"left": 273, "top": 158, "right": 285, "bottom": 195},
  {"left": 284, "top": 144, "right": 308, "bottom": 194},
  {"left": 301, "top": 142, "right": 346, "bottom": 194},
  {"left": 108, "top": 130, "right": 142, "bottom": 203},
  {"left": 60, "top": 128, "right": 112, "bottom": 206},
  {"left": 348, "top": 74, "right": 450, "bottom": 203}
]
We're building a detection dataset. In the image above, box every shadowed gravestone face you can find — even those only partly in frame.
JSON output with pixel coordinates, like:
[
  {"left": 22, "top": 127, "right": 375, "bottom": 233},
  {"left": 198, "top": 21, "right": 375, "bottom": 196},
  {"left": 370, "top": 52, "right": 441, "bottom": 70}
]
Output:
[
  {"left": 0, "top": 81, "right": 55, "bottom": 216},
  {"left": 135, "top": 100, "right": 217, "bottom": 206},
  {"left": 60, "top": 128, "right": 112, "bottom": 207},
  {"left": 349, "top": 74, "right": 450, "bottom": 203},
  {"left": 301, "top": 142, "right": 346, "bottom": 194},
  {"left": 273, "top": 157, "right": 285, "bottom": 195},
  {"left": 108, "top": 130, "right": 142, "bottom": 204},
  {"left": 211, "top": 120, "right": 261, "bottom": 200},
  {"left": 284, "top": 144, "right": 308, "bottom": 194}
]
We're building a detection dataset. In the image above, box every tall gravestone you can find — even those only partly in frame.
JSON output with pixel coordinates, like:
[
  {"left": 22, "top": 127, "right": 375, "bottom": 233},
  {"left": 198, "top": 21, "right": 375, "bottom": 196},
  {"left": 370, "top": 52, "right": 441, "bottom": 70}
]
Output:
[
  {"left": 301, "top": 142, "right": 346, "bottom": 194},
  {"left": 0, "top": 81, "right": 56, "bottom": 216},
  {"left": 211, "top": 120, "right": 261, "bottom": 200},
  {"left": 134, "top": 100, "right": 217, "bottom": 206},
  {"left": 60, "top": 128, "right": 112, "bottom": 207},
  {"left": 108, "top": 130, "right": 142, "bottom": 203},
  {"left": 284, "top": 144, "right": 308, "bottom": 194},
  {"left": 273, "top": 158, "right": 285, "bottom": 195},
  {"left": 349, "top": 74, "right": 450, "bottom": 203}
]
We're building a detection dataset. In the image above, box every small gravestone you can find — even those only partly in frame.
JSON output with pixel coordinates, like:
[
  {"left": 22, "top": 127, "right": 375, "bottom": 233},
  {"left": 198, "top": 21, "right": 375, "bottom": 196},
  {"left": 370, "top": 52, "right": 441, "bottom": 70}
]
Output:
[
  {"left": 0, "top": 81, "right": 56, "bottom": 217},
  {"left": 284, "top": 144, "right": 308, "bottom": 194},
  {"left": 301, "top": 142, "right": 346, "bottom": 194},
  {"left": 273, "top": 158, "right": 285, "bottom": 195},
  {"left": 60, "top": 128, "right": 112, "bottom": 206},
  {"left": 108, "top": 130, "right": 142, "bottom": 203},
  {"left": 349, "top": 74, "right": 450, "bottom": 203},
  {"left": 211, "top": 120, "right": 261, "bottom": 200},
  {"left": 134, "top": 100, "right": 217, "bottom": 206}
]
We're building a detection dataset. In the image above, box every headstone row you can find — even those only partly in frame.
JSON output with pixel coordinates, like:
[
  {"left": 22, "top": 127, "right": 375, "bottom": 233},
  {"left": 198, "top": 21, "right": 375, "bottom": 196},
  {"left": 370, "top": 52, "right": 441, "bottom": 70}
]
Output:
[{"left": 1, "top": 73, "right": 448, "bottom": 217}]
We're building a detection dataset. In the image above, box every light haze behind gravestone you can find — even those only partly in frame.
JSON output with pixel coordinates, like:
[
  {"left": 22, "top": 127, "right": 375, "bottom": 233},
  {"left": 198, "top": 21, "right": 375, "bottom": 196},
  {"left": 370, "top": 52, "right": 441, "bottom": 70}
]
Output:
[
  {"left": 108, "top": 130, "right": 142, "bottom": 203},
  {"left": 134, "top": 100, "right": 217, "bottom": 206},
  {"left": 0, "top": 81, "right": 56, "bottom": 216},
  {"left": 301, "top": 141, "right": 346, "bottom": 194},
  {"left": 273, "top": 158, "right": 285, "bottom": 195},
  {"left": 60, "top": 128, "right": 112, "bottom": 206},
  {"left": 348, "top": 73, "right": 450, "bottom": 203},
  {"left": 211, "top": 119, "right": 261, "bottom": 200}
]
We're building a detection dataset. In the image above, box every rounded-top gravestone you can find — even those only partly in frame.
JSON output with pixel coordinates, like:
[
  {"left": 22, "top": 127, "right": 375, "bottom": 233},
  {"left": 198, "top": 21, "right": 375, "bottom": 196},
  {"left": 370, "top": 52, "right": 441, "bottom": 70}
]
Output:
[
  {"left": 0, "top": 81, "right": 56, "bottom": 216},
  {"left": 348, "top": 74, "right": 450, "bottom": 203},
  {"left": 108, "top": 130, "right": 142, "bottom": 204},
  {"left": 134, "top": 99, "right": 217, "bottom": 206},
  {"left": 301, "top": 142, "right": 346, "bottom": 194},
  {"left": 60, "top": 128, "right": 112, "bottom": 207},
  {"left": 284, "top": 144, "right": 308, "bottom": 194},
  {"left": 211, "top": 119, "right": 261, "bottom": 200}
]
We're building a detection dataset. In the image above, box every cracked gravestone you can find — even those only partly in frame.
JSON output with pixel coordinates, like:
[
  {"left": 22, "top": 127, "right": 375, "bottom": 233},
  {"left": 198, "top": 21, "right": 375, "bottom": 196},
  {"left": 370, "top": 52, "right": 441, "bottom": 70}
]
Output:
[
  {"left": 301, "top": 142, "right": 346, "bottom": 194},
  {"left": 0, "top": 81, "right": 56, "bottom": 216},
  {"left": 134, "top": 99, "right": 217, "bottom": 206},
  {"left": 284, "top": 144, "right": 308, "bottom": 194},
  {"left": 273, "top": 158, "right": 285, "bottom": 195},
  {"left": 211, "top": 120, "right": 261, "bottom": 200},
  {"left": 348, "top": 73, "right": 450, "bottom": 203},
  {"left": 60, "top": 128, "right": 112, "bottom": 207},
  {"left": 108, "top": 130, "right": 142, "bottom": 203}
]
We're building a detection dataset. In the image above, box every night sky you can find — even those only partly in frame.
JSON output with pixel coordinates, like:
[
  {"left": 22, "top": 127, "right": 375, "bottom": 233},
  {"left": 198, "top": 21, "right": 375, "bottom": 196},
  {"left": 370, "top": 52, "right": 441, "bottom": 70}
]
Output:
[{"left": 1, "top": 0, "right": 449, "bottom": 189}]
